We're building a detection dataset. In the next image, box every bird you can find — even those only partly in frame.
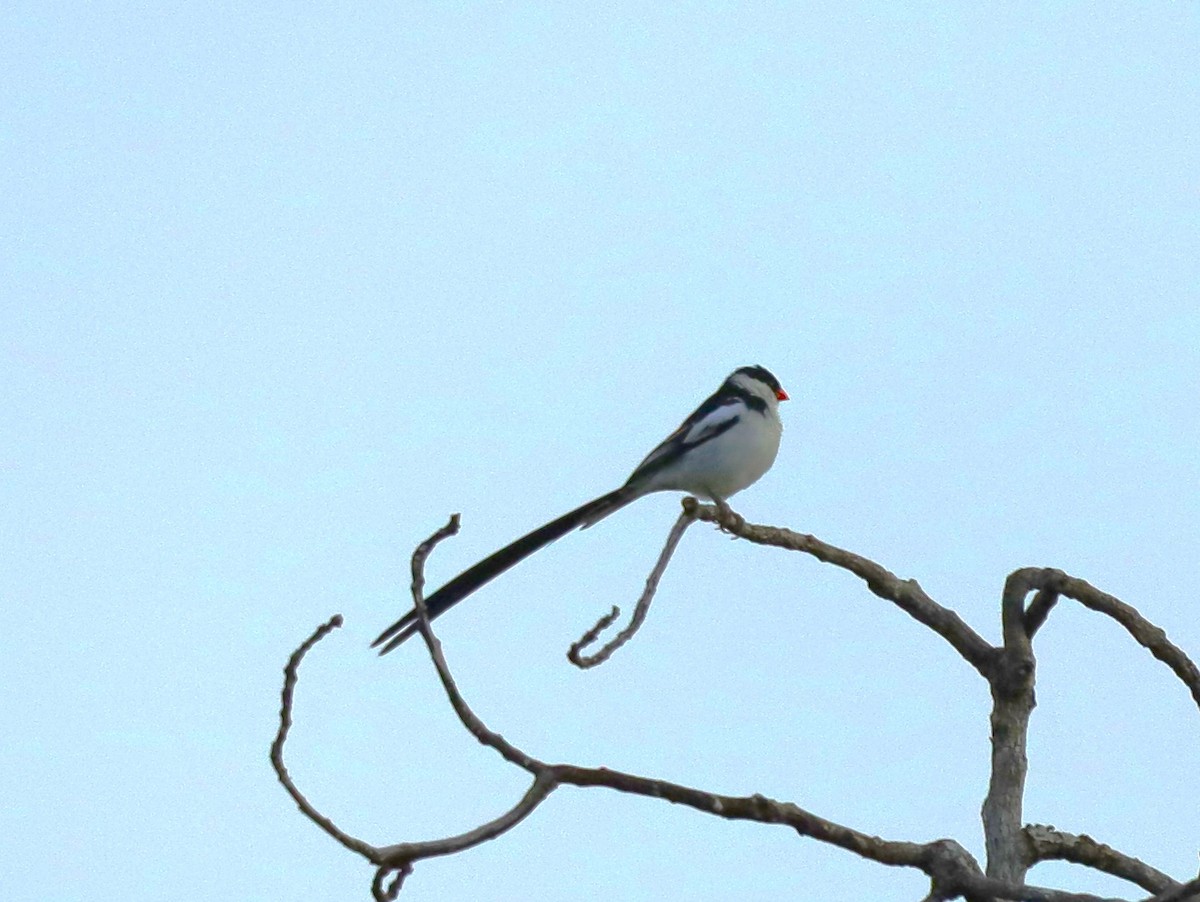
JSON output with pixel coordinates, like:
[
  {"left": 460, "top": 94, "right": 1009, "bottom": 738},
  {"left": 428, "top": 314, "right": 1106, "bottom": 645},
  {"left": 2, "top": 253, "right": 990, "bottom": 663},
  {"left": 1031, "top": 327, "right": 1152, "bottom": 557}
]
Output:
[{"left": 373, "top": 365, "right": 788, "bottom": 655}]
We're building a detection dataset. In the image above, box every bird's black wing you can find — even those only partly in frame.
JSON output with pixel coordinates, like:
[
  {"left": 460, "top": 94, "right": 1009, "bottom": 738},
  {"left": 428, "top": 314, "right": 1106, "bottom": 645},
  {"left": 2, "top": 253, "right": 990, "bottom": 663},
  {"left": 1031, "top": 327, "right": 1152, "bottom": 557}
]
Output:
[{"left": 623, "top": 390, "right": 745, "bottom": 486}]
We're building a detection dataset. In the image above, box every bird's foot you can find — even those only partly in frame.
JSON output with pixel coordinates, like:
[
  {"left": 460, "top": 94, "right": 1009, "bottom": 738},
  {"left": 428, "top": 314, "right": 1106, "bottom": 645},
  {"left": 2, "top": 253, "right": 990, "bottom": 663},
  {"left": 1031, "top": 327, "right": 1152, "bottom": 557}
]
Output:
[{"left": 714, "top": 499, "right": 744, "bottom": 535}]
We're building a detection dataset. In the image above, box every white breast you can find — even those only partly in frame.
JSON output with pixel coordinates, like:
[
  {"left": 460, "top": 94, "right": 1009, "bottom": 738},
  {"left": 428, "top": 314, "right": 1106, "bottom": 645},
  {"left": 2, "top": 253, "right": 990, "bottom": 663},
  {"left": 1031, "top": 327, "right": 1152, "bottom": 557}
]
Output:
[{"left": 643, "top": 406, "right": 782, "bottom": 502}]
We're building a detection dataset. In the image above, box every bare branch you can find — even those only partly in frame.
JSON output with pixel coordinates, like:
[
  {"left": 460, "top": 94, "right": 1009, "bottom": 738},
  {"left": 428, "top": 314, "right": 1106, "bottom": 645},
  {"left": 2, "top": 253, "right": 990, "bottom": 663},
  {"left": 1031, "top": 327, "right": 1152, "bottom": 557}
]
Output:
[
  {"left": 1000, "top": 569, "right": 1037, "bottom": 658},
  {"left": 684, "top": 499, "right": 997, "bottom": 677},
  {"left": 409, "top": 513, "right": 462, "bottom": 607},
  {"left": 567, "top": 605, "right": 621, "bottom": 657},
  {"left": 569, "top": 511, "right": 694, "bottom": 667},
  {"left": 553, "top": 771, "right": 940, "bottom": 867},
  {"left": 385, "top": 515, "right": 1035, "bottom": 897},
  {"left": 385, "top": 514, "right": 993, "bottom": 890},
  {"left": 1009, "top": 568, "right": 1200, "bottom": 710},
  {"left": 1024, "top": 588, "right": 1060, "bottom": 638},
  {"left": 270, "top": 613, "right": 379, "bottom": 859},
  {"left": 409, "top": 514, "right": 545, "bottom": 771},
  {"left": 273, "top": 516, "right": 1199, "bottom": 900},
  {"left": 376, "top": 773, "right": 558, "bottom": 866},
  {"left": 371, "top": 864, "right": 408, "bottom": 901},
  {"left": 1146, "top": 875, "right": 1200, "bottom": 902},
  {"left": 982, "top": 571, "right": 1040, "bottom": 885},
  {"left": 269, "top": 518, "right": 569, "bottom": 899},
  {"left": 946, "top": 874, "right": 1130, "bottom": 902},
  {"left": 1025, "top": 824, "right": 1176, "bottom": 895}
]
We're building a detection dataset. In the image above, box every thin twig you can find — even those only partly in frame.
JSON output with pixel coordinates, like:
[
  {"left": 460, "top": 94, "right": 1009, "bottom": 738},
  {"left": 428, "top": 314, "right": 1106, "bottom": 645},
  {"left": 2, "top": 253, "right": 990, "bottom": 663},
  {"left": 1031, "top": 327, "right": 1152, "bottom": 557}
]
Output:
[
  {"left": 410, "top": 514, "right": 545, "bottom": 771},
  {"left": 569, "top": 511, "right": 694, "bottom": 667},
  {"left": 269, "top": 614, "right": 378, "bottom": 859},
  {"left": 376, "top": 773, "right": 558, "bottom": 866},
  {"left": 568, "top": 605, "right": 621, "bottom": 656}
]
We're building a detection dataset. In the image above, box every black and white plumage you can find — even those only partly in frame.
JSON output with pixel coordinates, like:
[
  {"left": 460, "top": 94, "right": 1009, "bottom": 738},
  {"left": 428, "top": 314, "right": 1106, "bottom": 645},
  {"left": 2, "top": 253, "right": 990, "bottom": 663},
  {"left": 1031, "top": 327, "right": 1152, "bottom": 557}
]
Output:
[{"left": 372, "top": 365, "right": 788, "bottom": 655}]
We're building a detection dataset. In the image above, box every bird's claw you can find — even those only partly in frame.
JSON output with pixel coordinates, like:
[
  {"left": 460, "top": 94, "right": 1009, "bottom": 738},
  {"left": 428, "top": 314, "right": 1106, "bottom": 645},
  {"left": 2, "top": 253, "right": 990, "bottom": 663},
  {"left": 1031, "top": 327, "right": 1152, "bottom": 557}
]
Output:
[{"left": 714, "top": 501, "right": 744, "bottom": 535}]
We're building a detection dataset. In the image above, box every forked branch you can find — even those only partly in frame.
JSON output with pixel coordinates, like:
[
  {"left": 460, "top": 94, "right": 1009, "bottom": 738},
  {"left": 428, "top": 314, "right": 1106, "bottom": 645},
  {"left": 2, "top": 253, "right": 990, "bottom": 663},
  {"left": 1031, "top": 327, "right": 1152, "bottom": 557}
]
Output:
[{"left": 1010, "top": 567, "right": 1200, "bottom": 710}]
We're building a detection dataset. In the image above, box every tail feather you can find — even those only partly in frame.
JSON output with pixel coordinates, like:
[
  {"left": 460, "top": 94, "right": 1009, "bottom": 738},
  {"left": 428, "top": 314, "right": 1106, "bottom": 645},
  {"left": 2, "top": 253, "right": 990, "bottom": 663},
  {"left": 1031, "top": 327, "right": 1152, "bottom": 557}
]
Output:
[{"left": 373, "top": 487, "right": 637, "bottom": 654}]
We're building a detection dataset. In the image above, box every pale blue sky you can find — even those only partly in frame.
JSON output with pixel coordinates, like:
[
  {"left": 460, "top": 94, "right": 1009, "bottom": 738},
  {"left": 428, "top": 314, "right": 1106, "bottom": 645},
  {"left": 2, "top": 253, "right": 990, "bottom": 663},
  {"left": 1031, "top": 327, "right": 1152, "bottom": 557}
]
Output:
[{"left": 2, "top": 4, "right": 1198, "bottom": 900}]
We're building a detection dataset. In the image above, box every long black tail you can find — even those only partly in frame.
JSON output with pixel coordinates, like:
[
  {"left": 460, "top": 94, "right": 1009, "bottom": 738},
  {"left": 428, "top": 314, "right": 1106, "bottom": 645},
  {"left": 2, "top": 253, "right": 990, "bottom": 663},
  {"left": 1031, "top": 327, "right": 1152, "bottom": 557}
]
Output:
[{"left": 372, "top": 487, "right": 637, "bottom": 655}]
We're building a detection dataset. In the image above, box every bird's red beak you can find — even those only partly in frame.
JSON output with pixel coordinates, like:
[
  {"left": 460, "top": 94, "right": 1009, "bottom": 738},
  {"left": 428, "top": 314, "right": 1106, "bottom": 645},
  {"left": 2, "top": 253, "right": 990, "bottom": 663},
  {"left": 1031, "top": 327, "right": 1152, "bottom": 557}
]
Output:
[{"left": 776, "top": 388, "right": 789, "bottom": 401}]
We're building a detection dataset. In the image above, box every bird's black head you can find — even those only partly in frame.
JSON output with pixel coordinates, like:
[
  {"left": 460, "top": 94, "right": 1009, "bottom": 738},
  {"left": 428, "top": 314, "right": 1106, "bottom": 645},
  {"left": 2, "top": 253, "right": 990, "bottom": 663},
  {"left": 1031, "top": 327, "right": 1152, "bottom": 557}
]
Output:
[{"left": 731, "top": 365, "right": 788, "bottom": 402}]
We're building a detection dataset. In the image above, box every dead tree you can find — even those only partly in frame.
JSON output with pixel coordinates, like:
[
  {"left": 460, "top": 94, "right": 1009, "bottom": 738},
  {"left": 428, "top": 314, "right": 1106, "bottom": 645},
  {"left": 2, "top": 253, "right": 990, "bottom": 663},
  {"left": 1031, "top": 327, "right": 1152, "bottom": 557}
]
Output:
[{"left": 271, "top": 500, "right": 1200, "bottom": 901}]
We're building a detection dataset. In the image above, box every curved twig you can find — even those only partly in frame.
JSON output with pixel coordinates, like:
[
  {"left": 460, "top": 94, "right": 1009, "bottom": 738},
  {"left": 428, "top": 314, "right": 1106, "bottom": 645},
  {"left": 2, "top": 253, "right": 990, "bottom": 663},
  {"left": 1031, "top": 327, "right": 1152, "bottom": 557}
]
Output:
[
  {"left": 569, "top": 511, "right": 694, "bottom": 667},
  {"left": 269, "top": 613, "right": 377, "bottom": 859},
  {"left": 407, "top": 514, "right": 546, "bottom": 771},
  {"left": 375, "top": 773, "right": 558, "bottom": 866}
]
